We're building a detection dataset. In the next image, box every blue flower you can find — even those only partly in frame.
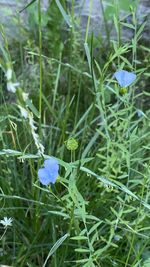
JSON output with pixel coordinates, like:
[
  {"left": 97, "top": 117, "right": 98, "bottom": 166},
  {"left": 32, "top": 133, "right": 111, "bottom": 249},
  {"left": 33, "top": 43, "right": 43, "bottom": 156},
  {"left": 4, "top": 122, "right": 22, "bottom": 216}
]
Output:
[
  {"left": 38, "top": 158, "right": 59, "bottom": 185},
  {"left": 114, "top": 70, "right": 136, "bottom": 88}
]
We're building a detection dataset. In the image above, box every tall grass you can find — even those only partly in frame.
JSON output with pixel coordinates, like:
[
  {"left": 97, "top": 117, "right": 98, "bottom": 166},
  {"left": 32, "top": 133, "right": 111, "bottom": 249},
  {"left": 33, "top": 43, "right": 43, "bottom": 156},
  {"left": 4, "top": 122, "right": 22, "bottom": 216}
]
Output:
[{"left": 0, "top": 0, "right": 150, "bottom": 266}]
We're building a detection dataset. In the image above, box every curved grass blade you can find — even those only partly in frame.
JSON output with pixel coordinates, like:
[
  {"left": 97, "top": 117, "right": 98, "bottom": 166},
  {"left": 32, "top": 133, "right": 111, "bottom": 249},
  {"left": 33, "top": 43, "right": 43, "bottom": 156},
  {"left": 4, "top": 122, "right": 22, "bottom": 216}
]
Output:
[
  {"left": 55, "top": 0, "right": 72, "bottom": 27},
  {"left": 42, "top": 233, "right": 69, "bottom": 267}
]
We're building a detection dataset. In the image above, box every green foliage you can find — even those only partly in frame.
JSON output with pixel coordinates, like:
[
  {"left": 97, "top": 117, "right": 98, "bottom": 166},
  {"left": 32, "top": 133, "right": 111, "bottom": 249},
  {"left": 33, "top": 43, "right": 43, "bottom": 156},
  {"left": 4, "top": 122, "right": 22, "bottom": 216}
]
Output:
[
  {"left": 143, "top": 258, "right": 150, "bottom": 267},
  {"left": 27, "top": 2, "right": 49, "bottom": 29},
  {"left": 0, "top": 0, "right": 150, "bottom": 267},
  {"left": 104, "top": 0, "right": 138, "bottom": 20}
]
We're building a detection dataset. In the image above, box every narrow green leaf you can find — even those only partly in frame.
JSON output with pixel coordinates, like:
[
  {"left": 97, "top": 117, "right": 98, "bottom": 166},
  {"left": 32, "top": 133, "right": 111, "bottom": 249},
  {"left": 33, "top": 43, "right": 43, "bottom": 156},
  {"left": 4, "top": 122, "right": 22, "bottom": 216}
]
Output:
[
  {"left": 75, "top": 248, "right": 90, "bottom": 253},
  {"left": 75, "top": 259, "right": 89, "bottom": 263},
  {"left": 121, "top": 22, "right": 135, "bottom": 30},
  {"left": 0, "top": 149, "right": 22, "bottom": 156},
  {"left": 71, "top": 236, "right": 88, "bottom": 241},
  {"left": 84, "top": 42, "right": 92, "bottom": 72},
  {"left": 136, "top": 21, "right": 147, "bottom": 39},
  {"left": 88, "top": 222, "right": 102, "bottom": 235},
  {"left": 55, "top": 0, "right": 72, "bottom": 27},
  {"left": 113, "top": 15, "right": 119, "bottom": 35},
  {"left": 48, "top": 211, "right": 69, "bottom": 219},
  {"left": 26, "top": 98, "right": 40, "bottom": 118}
]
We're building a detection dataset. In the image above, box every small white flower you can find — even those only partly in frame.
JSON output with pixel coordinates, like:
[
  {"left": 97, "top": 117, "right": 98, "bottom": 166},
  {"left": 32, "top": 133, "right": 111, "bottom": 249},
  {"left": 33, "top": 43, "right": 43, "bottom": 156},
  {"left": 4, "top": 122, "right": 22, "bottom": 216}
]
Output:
[
  {"left": 6, "top": 68, "right": 12, "bottom": 80},
  {"left": 7, "top": 81, "right": 19, "bottom": 93},
  {"left": 0, "top": 217, "right": 13, "bottom": 228},
  {"left": 18, "top": 105, "right": 28, "bottom": 119}
]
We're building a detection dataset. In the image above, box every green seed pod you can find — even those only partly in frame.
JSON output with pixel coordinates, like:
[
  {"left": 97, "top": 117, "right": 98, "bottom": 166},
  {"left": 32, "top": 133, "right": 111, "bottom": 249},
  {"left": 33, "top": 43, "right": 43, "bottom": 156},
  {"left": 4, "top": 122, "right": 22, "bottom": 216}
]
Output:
[
  {"left": 120, "top": 87, "right": 128, "bottom": 94},
  {"left": 65, "top": 138, "right": 78, "bottom": 151}
]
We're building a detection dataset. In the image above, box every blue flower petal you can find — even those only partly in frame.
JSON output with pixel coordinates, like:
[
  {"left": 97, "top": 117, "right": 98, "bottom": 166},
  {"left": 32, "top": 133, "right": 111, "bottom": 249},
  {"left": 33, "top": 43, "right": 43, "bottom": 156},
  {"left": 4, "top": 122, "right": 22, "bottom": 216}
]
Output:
[
  {"left": 38, "top": 158, "right": 59, "bottom": 185},
  {"left": 44, "top": 158, "right": 59, "bottom": 172},
  {"left": 38, "top": 168, "right": 56, "bottom": 185},
  {"left": 114, "top": 70, "right": 136, "bottom": 88}
]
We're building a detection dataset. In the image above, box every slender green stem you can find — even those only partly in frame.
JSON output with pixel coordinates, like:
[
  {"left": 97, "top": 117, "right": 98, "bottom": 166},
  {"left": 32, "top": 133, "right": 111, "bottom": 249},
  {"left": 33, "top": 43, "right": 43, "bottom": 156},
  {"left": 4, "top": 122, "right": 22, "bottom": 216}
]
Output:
[
  {"left": 0, "top": 227, "right": 7, "bottom": 241},
  {"left": 85, "top": 0, "right": 93, "bottom": 43},
  {"left": 38, "top": 0, "right": 43, "bottom": 135}
]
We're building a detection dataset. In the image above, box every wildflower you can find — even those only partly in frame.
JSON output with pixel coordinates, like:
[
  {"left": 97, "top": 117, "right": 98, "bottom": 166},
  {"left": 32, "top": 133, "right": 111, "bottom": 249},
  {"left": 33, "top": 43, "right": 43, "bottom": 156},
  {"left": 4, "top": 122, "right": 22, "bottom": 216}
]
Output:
[
  {"left": 28, "top": 112, "right": 45, "bottom": 155},
  {"left": 7, "top": 81, "right": 19, "bottom": 93},
  {"left": 18, "top": 105, "right": 28, "bottom": 119},
  {"left": 65, "top": 138, "right": 78, "bottom": 151},
  {"left": 0, "top": 217, "right": 13, "bottom": 228},
  {"left": 38, "top": 158, "right": 59, "bottom": 185},
  {"left": 22, "top": 92, "right": 29, "bottom": 101},
  {"left": 114, "top": 70, "right": 136, "bottom": 88},
  {"left": 5, "top": 67, "right": 20, "bottom": 93},
  {"left": 6, "top": 68, "right": 12, "bottom": 80}
]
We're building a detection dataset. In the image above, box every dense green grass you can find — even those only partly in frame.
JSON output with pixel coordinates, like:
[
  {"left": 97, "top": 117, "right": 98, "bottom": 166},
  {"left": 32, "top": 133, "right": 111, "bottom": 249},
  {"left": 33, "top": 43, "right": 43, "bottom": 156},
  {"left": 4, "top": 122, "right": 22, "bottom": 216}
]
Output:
[{"left": 0, "top": 0, "right": 150, "bottom": 266}]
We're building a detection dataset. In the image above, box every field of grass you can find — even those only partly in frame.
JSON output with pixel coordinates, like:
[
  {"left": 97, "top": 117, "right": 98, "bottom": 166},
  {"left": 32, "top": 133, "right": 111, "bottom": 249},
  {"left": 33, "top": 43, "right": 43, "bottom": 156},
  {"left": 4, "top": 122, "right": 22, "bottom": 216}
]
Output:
[{"left": 0, "top": 0, "right": 150, "bottom": 266}]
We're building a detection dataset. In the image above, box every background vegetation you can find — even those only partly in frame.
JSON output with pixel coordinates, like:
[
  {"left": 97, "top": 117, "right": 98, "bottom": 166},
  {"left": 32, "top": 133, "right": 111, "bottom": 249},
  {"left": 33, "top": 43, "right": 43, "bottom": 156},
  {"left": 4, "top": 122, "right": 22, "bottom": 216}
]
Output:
[{"left": 0, "top": 0, "right": 150, "bottom": 266}]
